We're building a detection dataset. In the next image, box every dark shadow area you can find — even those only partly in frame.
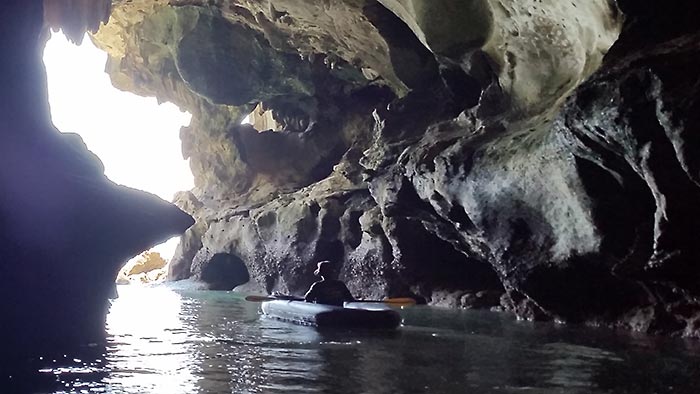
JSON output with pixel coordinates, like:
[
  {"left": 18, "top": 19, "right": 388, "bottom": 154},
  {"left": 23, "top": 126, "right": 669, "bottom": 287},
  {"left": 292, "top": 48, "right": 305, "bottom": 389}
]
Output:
[
  {"left": 521, "top": 257, "right": 649, "bottom": 322},
  {"left": 0, "top": 0, "right": 193, "bottom": 358},
  {"left": 1, "top": 342, "right": 109, "bottom": 393},
  {"left": 200, "top": 253, "right": 251, "bottom": 290},
  {"left": 391, "top": 178, "right": 503, "bottom": 295}
]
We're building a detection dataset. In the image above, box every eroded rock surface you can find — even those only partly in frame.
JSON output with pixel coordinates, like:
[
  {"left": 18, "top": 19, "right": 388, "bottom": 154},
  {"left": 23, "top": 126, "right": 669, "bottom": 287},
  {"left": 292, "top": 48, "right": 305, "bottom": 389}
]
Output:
[{"left": 88, "top": 0, "right": 700, "bottom": 336}]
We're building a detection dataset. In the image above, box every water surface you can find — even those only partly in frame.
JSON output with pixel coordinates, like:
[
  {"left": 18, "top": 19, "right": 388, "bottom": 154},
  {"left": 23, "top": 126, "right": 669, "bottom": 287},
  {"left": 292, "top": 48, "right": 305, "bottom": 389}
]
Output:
[{"left": 5, "top": 285, "right": 700, "bottom": 393}]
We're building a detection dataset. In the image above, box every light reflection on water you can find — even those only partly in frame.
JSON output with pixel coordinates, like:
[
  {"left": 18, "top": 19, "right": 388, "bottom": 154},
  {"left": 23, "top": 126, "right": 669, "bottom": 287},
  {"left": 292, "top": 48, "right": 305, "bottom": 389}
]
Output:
[
  {"left": 104, "top": 287, "right": 199, "bottom": 393},
  {"left": 4, "top": 285, "right": 700, "bottom": 393}
]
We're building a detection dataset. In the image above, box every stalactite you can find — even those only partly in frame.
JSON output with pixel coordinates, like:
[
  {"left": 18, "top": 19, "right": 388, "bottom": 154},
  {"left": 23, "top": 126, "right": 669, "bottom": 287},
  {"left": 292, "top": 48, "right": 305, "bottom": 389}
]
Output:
[{"left": 43, "top": 0, "right": 112, "bottom": 43}]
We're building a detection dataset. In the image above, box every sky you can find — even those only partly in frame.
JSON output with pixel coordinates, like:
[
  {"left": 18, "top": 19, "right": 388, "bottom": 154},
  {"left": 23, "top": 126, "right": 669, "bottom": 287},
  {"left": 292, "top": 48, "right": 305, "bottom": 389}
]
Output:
[{"left": 43, "top": 32, "right": 194, "bottom": 261}]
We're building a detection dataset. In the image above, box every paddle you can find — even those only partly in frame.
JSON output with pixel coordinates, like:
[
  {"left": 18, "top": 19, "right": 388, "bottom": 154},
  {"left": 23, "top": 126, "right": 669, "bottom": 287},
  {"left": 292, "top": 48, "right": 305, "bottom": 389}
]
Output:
[
  {"left": 244, "top": 295, "right": 416, "bottom": 306},
  {"left": 245, "top": 295, "right": 302, "bottom": 302}
]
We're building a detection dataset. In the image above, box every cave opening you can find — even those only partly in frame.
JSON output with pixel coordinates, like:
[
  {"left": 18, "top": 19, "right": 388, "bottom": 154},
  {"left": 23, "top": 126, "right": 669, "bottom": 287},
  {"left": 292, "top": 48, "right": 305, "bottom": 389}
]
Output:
[
  {"left": 199, "top": 253, "right": 251, "bottom": 291},
  {"left": 241, "top": 103, "right": 283, "bottom": 132},
  {"left": 42, "top": 32, "right": 194, "bottom": 282}
]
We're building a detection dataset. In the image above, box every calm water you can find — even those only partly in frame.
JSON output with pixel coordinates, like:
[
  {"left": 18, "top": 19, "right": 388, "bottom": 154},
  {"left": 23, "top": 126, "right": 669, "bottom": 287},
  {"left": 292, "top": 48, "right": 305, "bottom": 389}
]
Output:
[{"left": 4, "top": 285, "right": 700, "bottom": 393}]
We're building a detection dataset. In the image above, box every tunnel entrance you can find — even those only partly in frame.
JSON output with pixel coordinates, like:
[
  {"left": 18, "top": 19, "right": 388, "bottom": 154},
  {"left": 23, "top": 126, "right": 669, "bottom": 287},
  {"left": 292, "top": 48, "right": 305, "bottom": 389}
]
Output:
[
  {"left": 199, "top": 253, "right": 251, "bottom": 291},
  {"left": 43, "top": 32, "right": 194, "bottom": 283}
]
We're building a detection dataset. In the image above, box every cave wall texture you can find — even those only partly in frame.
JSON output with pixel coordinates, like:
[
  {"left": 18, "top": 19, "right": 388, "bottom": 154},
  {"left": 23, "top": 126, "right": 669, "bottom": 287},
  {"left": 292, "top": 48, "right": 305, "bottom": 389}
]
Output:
[
  {"left": 0, "top": 0, "right": 194, "bottom": 352},
  {"left": 52, "top": 0, "right": 700, "bottom": 337}
]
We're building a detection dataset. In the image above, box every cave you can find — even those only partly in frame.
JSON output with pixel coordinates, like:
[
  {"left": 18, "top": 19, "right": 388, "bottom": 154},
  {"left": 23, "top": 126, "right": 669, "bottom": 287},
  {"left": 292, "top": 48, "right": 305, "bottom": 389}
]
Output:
[
  {"left": 197, "top": 252, "right": 250, "bottom": 290},
  {"left": 4, "top": 0, "right": 700, "bottom": 391}
]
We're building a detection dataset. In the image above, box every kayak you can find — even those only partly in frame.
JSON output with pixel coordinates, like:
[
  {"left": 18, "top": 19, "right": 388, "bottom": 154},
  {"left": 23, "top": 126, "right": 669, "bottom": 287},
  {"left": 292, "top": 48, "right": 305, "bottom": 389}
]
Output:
[{"left": 261, "top": 300, "right": 402, "bottom": 329}]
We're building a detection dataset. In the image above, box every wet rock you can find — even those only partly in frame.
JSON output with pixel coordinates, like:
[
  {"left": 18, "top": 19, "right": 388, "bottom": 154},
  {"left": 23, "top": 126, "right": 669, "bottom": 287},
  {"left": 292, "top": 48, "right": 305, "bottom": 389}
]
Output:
[{"left": 461, "top": 290, "right": 503, "bottom": 310}]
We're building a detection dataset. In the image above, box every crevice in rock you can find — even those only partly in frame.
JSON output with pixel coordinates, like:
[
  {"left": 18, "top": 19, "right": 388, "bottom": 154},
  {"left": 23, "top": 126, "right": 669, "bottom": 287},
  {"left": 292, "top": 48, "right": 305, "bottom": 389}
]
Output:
[
  {"left": 346, "top": 210, "right": 364, "bottom": 250},
  {"left": 447, "top": 203, "right": 476, "bottom": 233},
  {"left": 361, "top": 2, "right": 440, "bottom": 90},
  {"left": 573, "top": 156, "right": 654, "bottom": 274}
]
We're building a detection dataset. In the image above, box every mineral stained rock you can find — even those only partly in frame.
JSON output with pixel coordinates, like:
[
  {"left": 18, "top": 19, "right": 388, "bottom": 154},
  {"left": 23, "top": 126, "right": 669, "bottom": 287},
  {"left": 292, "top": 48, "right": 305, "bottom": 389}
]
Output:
[
  {"left": 0, "top": 0, "right": 194, "bottom": 351},
  {"left": 91, "top": 0, "right": 700, "bottom": 336}
]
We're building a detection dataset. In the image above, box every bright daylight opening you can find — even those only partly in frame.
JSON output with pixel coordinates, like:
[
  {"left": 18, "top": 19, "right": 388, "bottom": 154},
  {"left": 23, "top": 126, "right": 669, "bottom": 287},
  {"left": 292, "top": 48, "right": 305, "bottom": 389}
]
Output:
[
  {"left": 241, "top": 102, "right": 283, "bottom": 132},
  {"left": 43, "top": 32, "right": 194, "bottom": 284}
]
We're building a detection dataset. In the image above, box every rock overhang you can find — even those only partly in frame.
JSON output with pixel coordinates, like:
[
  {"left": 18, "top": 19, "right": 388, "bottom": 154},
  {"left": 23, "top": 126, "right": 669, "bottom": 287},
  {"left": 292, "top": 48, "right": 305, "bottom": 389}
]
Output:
[
  {"left": 92, "top": 0, "right": 623, "bottom": 125},
  {"left": 0, "top": 0, "right": 197, "bottom": 350}
]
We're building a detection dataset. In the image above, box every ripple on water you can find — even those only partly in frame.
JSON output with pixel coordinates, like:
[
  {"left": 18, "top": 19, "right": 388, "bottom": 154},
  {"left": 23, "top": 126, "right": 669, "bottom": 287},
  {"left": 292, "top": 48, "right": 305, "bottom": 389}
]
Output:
[{"left": 5, "top": 285, "right": 700, "bottom": 393}]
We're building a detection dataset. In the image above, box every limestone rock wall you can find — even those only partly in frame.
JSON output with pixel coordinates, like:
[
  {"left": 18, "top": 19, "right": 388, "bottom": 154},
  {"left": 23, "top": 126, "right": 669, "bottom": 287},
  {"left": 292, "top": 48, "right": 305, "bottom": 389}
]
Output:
[
  {"left": 377, "top": 0, "right": 622, "bottom": 118},
  {"left": 91, "top": 0, "right": 700, "bottom": 336}
]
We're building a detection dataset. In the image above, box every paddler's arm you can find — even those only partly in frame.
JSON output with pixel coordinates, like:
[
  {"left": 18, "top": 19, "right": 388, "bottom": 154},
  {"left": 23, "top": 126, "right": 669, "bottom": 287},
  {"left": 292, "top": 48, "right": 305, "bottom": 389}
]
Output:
[{"left": 304, "top": 282, "right": 320, "bottom": 303}]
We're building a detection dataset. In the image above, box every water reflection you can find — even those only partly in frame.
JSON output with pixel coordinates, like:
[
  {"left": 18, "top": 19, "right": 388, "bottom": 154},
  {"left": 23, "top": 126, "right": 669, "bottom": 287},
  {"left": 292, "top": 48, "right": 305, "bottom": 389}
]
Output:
[
  {"left": 3, "top": 286, "right": 700, "bottom": 393},
  {"left": 104, "top": 286, "right": 199, "bottom": 393}
]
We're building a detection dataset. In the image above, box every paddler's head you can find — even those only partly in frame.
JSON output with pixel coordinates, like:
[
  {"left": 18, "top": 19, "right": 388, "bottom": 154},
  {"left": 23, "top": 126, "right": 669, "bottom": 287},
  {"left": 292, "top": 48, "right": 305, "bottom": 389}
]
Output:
[{"left": 313, "top": 261, "right": 332, "bottom": 279}]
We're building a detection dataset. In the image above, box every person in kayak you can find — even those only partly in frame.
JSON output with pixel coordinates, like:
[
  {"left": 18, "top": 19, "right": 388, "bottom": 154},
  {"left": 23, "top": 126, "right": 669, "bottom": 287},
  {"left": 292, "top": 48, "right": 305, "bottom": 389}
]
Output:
[{"left": 304, "top": 261, "right": 355, "bottom": 306}]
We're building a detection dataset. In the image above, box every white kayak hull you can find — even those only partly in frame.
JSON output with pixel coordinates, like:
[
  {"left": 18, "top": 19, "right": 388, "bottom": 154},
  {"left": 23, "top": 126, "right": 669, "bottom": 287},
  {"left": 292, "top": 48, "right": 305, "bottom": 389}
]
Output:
[{"left": 261, "top": 300, "right": 402, "bottom": 329}]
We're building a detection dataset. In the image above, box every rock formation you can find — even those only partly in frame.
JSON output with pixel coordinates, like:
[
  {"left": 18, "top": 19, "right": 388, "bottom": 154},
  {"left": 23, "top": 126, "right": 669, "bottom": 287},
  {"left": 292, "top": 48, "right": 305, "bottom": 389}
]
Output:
[
  {"left": 0, "top": 0, "right": 194, "bottom": 352},
  {"left": 116, "top": 251, "right": 169, "bottom": 284},
  {"left": 22, "top": 0, "right": 698, "bottom": 337}
]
